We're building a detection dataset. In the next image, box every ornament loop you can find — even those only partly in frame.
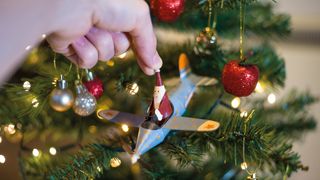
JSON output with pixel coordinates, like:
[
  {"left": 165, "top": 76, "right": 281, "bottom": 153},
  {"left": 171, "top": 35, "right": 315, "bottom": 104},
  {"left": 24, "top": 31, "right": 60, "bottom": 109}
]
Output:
[{"left": 53, "top": 53, "right": 73, "bottom": 76}]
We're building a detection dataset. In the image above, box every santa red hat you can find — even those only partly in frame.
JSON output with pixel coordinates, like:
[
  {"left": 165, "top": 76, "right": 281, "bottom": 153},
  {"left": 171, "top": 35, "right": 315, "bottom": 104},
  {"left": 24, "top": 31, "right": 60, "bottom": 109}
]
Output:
[{"left": 155, "top": 70, "right": 163, "bottom": 86}]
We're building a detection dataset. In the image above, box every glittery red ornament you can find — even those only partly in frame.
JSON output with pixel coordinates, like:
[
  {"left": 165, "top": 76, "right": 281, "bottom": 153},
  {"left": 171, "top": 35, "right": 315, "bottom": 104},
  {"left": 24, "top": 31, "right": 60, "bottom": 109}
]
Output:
[
  {"left": 83, "top": 71, "right": 104, "bottom": 99},
  {"left": 222, "top": 60, "right": 259, "bottom": 97},
  {"left": 150, "top": 0, "right": 185, "bottom": 22},
  {"left": 84, "top": 78, "right": 104, "bottom": 99}
]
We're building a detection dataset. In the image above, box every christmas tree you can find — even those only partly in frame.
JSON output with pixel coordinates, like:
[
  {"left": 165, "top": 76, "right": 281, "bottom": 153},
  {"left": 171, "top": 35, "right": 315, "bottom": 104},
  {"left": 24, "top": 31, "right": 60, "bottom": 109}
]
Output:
[{"left": 0, "top": 0, "right": 317, "bottom": 179}]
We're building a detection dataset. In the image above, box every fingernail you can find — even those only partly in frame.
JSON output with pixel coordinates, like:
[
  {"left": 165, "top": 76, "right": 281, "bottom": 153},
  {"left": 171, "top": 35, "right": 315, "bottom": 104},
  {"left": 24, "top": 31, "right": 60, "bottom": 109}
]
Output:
[{"left": 152, "top": 52, "right": 163, "bottom": 70}]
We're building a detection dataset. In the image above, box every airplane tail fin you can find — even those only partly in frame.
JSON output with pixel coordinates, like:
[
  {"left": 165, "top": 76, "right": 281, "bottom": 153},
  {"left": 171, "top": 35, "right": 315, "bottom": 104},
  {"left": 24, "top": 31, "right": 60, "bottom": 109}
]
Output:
[{"left": 178, "top": 53, "right": 217, "bottom": 86}]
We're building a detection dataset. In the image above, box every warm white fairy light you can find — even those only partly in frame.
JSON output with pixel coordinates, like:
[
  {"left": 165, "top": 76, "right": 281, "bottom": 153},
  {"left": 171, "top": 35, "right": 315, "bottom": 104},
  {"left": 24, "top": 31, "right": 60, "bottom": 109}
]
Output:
[
  {"left": 0, "top": 155, "right": 6, "bottom": 164},
  {"left": 23, "top": 81, "right": 31, "bottom": 91},
  {"left": 97, "top": 166, "right": 102, "bottom": 172},
  {"left": 118, "top": 52, "right": 127, "bottom": 59},
  {"left": 121, "top": 124, "right": 129, "bottom": 132},
  {"left": 240, "top": 162, "right": 248, "bottom": 170},
  {"left": 240, "top": 111, "right": 248, "bottom": 118},
  {"left": 49, "top": 147, "right": 57, "bottom": 155},
  {"left": 0, "top": 136, "right": 2, "bottom": 143},
  {"left": 267, "top": 93, "right": 276, "bottom": 104},
  {"left": 5, "top": 124, "right": 16, "bottom": 135},
  {"left": 255, "top": 81, "right": 264, "bottom": 93},
  {"left": 126, "top": 82, "right": 139, "bottom": 95},
  {"left": 25, "top": 45, "right": 32, "bottom": 51},
  {"left": 32, "top": 98, "right": 39, "bottom": 108},
  {"left": 110, "top": 157, "right": 121, "bottom": 168},
  {"left": 41, "top": 34, "right": 47, "bottom": 39},
  {"left": 231, "top": 97, "right": 241, "bottom": 108},
  {"left": 32, "top": 148, "right": 40, "bottom": 157}
]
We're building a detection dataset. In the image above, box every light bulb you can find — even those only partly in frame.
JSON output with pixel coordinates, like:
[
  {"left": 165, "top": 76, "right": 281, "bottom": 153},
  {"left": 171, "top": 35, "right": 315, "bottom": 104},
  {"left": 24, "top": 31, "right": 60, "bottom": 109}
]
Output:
[
  {"left": 231, "top": 97, "right": 241, "bottom": 108},
  {"left": 240, "top": 111, "right": 248, "bottom": 118},
  {"left": 49, "top": 147, "right": 57, "bottom": 155},
  {"left": 32, "top": 148, "right": 40, "bottom": 157},
  {"left": 121, "top": 124, "right": 129, "bottom": 132},
  {"left": 110, "top": 157, "right": 121, "bottom": 168},
  {"left": 32, "top": 98, "right": 39, "bottom": 108},
  {"left": 0, "top": 155, "right": 6, "bottom": 164},
  {"left": 241, "top": 162, "right": 248, "bottom": 170},
  {"left": 267, "top": 93, "right": 276, "bottom": 104},
  {"left": 23, "top": 81, "right": 31, "bottom": 91}
]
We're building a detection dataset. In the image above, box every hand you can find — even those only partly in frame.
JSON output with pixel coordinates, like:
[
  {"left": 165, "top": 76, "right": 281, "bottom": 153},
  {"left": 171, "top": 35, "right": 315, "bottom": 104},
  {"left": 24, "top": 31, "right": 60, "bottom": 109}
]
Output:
[{"left": 47, "top": 0, "right": 162, "bottom": 75}]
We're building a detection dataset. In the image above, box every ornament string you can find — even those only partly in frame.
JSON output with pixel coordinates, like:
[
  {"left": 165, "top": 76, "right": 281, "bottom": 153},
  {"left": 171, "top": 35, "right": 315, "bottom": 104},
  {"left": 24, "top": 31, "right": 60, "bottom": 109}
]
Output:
[
  {"left": 207, "top": 0, "right": 217, "bottom": 32},
  {"left": 53, "top": 53, "right": 72, "bottom": 76},
  {"left": 239, "top": 0, "right": 246, "bottom": 61}
]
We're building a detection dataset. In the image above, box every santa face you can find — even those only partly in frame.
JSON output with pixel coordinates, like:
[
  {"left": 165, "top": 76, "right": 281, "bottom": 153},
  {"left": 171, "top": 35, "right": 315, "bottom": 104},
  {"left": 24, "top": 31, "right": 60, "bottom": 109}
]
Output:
[{"left": 153, "top": 86, "right": 166, "bottom": 107}]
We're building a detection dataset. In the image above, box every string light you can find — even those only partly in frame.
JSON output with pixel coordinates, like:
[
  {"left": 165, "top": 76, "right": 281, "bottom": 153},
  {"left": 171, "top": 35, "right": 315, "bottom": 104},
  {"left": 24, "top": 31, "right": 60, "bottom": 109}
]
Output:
[
  {"left": 110, "top": 157, "right": 121, "bottom": 168},
  {"left": 267, "top": 93, "right": 276, "bottom": 104},
  {"left": 240, "top": 111, "right": 248, "bottom": 118},
  {"left": 97, "top": 166, "right": 102, "bottom": 172},
  {"left": 41, "top": 34, "right": 47, "bottom": 39},
  {"left": 118, "top": 52, "right": 127, "bottom": 59},
  {"left": 32, "top": 98, "right": 39, "bottom": 108},
  {"left": 32, "top": 148, "right": 40, "bottom": 157},
  {"left": 121, "top": 124, "right": 129, "bottom": 132},
  {"left": 5, "top": 124, "right": 16, "bottom": 135},
  {"left": 106, "top": 60, "right": 115, "bottom": 67},
  {"left": 25, "top": 45, "right": 32, "bottom": 51},
  {"left": 231, "top": 97, "right": 241, "bottom": 108},
  {"left": 0, "top": 155, "right": 5, "bottom": 164},
  {"left": 0, "top": 136, "right": 2, "bottom": 143},
  {"left": 49, "top": 147, "right": 57, "bottom": 155},
  {"left": 255, "top": 82, "right": 264, "bottom": 93},
  {"left": 23, "top": 81, "right": 31, "bottom": 91},
  {"left": 126, "top": 82, "right": 139, "bottom": 95},
  {"left": 241, "top": 162, "right": 248, "bottom": 170},
  {"left": 88, "top": 125, "right": 97, "bottom": 134}
]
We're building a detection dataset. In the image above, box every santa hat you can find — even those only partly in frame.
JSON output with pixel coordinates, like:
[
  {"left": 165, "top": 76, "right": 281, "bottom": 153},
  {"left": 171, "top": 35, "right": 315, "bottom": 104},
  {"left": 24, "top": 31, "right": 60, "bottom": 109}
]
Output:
[{"left": 155, "top": 70, "right": 163, "bottom": 86}]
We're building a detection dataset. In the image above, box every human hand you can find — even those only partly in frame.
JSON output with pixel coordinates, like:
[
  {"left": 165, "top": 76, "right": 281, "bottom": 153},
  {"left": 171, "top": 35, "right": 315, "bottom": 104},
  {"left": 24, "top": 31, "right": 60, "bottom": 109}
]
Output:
[{"left": 47, "top": 0, "right": 162, "bottom": 75}]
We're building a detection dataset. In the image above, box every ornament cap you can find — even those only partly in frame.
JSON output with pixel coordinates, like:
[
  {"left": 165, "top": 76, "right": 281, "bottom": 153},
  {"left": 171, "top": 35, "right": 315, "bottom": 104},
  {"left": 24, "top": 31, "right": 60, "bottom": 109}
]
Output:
[
  {"left": 57, "top": 75, "right": 68, "bottom": 89},
  {"left": 85, "top": 69, "right": 95, "bottom": 81},
  {"left": 75, "top": 81, "right": 87, "bottom": 94}
]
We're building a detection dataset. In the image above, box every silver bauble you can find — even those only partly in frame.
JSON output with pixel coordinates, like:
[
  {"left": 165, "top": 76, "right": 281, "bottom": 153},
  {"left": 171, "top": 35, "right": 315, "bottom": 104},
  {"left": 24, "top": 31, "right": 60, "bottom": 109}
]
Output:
[
  {"left": 73, "top": 82, "right": 97, "bottom": 116},
  {"left": 49, "top": 76, "right": 74, "bottom": 112}
]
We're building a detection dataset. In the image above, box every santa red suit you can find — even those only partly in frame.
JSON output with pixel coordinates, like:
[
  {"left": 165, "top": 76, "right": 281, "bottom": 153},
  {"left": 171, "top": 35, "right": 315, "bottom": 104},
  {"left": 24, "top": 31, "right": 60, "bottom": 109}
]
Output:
[{"left": 146, "top": 71, "right": 173, "bottom": 127}]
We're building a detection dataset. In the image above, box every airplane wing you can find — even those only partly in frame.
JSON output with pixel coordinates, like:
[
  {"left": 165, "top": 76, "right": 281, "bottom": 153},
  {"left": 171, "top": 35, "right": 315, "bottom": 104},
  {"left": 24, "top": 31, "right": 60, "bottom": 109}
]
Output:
[
  {"left": 163, "top": 116, "right": 220, "bottom": 132},
  {"left": 98, "top": 110, "right": 144, "bottom": 127}
]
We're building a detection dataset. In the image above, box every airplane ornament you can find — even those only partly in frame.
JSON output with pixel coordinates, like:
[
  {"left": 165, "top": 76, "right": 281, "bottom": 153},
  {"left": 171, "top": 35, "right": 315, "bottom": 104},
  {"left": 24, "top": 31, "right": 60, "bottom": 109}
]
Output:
[{"left": 99, "top": 53, "right": 220, "bottom": 163}]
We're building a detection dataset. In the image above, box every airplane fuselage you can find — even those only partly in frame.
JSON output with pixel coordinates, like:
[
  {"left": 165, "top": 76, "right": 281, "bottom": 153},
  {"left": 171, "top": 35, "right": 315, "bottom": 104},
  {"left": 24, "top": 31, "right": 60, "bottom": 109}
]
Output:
[{"left": 133, "top": 78, "right": 196, "bottom": 156}]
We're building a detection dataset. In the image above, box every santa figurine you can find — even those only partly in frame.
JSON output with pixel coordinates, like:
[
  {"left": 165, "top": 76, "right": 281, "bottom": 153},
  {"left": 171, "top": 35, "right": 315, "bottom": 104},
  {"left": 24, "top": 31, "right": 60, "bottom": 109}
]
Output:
[{"left": 143, "top": 70, "right": 173, "bottom": 129}]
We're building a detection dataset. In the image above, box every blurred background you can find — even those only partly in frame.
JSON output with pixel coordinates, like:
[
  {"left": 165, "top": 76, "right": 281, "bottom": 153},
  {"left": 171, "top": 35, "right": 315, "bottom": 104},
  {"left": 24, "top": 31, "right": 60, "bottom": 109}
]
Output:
[
  {"left": 0, "top": 0, "right": 319, "bottom": 179},
  {"left": 276, "top": 0, "right": 320, "bottom": 179}
]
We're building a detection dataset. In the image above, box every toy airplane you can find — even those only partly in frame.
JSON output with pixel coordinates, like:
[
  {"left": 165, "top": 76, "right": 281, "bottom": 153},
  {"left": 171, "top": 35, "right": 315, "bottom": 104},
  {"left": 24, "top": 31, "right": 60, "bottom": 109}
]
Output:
[{"left": 99, "top": 53, "right": 220, "bottom": 163}]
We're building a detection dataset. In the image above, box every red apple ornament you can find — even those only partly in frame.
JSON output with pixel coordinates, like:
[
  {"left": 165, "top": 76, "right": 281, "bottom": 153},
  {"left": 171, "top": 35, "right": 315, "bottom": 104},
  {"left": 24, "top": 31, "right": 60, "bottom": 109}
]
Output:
[
  {"left": 222, "top": 60, "right": 259, "bottom": 97},
  {"left": 83, "top": 70, "right": 104, "bottom": 99},
  {"left": 150, "top": 0, "right": 185, "bottom": 22}
]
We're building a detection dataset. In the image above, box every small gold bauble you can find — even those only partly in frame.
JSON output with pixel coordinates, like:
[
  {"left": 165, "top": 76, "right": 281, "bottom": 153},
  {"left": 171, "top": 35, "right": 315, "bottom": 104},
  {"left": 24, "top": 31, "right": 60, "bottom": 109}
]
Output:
[
  {"left": 49, "top": 88, "right": 74, "bottom": 112},
  {"left": 49, "top": 76, "right": 74, "bottom": 112}
]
